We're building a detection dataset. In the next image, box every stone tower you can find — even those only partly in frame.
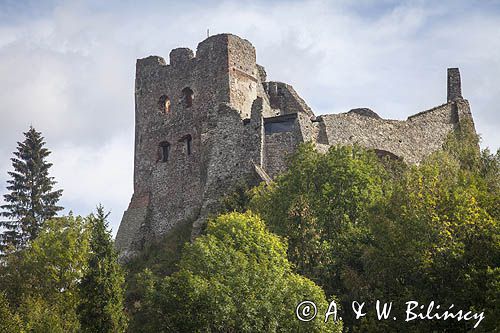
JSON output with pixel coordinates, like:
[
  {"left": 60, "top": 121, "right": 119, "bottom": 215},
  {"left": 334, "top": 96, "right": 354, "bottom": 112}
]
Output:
[
  {"left": 115, "top": 34, "right": 476, "bottom": 260},
  {"left": 447, "top": 67, "right": 463, "bottom": 101}
]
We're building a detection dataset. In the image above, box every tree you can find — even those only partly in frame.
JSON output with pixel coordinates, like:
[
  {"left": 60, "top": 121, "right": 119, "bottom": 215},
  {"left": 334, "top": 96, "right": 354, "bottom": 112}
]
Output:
[
  {"left": 363, "top": 151, "right": 500, "bottom": 331},
  {"left": 249, "top": 144, "right": 389, "bottom": 325},
  {"left": 0, "top": 292, "right": 22, "bottom": 333},
  {"left": 133, "top": 212, "right": 341, "bottom": 333},
  {"left": 0, "top": 126, "right": 63, "bottom": 251},
  {"left": 78, "top": 206, "right": 128, "bottom": 333},
  {"left": 17, "top": 296, "right": 68, "bottom": 333},
  {"left": 247, "top": 139, "right": 499, "bottom": 331},
  {"left": 0, "top": 215, "right": 90, "bottom": 332}
]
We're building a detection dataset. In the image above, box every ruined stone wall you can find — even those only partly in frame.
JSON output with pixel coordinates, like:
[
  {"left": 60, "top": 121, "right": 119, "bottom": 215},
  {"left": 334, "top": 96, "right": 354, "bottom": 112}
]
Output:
[
  {"left": 116, "top": 34, "right": 272, "bottom": 258},
  {"left": 261, "top": 82, "right": 318, "bottom": 177},
  {"left": 315, "top": 99, "right": 472, "bottom": 164},
  {"left": 263, "top": 113, "right": 301, "bottom": 178},
  {"left": 116, "top": 35, "right": 233, "bottom": 257},
  {"left": 264, "top": 82, "right": 315, "bottom": 117},
  {"left": 227, "top": 35, "right": 259, "bottom": 119},
  {"left": 116, "top": 33, "right": 477, "bottom": 260},
  {"left": 192, "top": 100, "right": 263, "bottom": 235},
  {"left": 447, "top": 68, "right": 463, "bottom": 102}
]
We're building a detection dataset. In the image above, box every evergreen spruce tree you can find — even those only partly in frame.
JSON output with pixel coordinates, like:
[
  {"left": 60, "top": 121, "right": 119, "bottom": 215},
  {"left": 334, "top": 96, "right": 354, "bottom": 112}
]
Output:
[
  {"left": 0, "top": 126, "right": 63, "bottom": 251},
  {"left": 78, "top": 205, "right": 127, "bottom": 333}
]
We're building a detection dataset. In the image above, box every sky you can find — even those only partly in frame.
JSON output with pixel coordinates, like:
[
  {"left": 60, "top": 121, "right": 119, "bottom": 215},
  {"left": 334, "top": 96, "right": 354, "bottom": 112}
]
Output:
[{"left": 0, "top": 0, "right": 499, "bottom": 236}]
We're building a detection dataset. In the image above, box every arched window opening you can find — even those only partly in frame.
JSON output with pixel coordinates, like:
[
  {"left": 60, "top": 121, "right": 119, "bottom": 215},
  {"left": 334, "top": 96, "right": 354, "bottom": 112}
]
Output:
[
  {"left": 373, "top": 149, "right": 401, "bottom": 161},
  {"left": 158, "top": 95, "right": 171, "bottom": 114},
  {"left": 182, "top": 87, "right": 194, "bottom": 108},
  {"left": 159, "top": 141, "right": 170, "bottom": 162},
  {"left": 180, "top": 134, "right": 192, "bottom": 155}
]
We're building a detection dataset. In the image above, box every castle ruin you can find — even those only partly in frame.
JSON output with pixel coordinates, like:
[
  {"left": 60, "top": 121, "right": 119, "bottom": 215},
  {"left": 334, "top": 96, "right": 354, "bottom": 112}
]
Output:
[{"left": 115, "top": 33, "right": 475, "bottom": 260}]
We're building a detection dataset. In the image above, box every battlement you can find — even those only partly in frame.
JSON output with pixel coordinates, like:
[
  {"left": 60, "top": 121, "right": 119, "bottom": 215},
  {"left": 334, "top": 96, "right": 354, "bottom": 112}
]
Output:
[
  {"left": 116, "top": 33, "right": 477, "bottom": 261},
  {"left": 169, "top": 48, "right": 194, "bottom": 66},
  {"left": 136, "top": 33, "right": 255, "bottom": 70},
  {"left": 135, "top": 33, "right": 260, "bottom": 122}
]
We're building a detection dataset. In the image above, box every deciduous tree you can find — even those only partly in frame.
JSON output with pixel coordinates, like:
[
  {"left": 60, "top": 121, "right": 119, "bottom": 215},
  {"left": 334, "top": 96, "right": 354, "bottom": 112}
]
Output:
[{"left": 134, "top": 212, "right": 341, "bottom": 333}]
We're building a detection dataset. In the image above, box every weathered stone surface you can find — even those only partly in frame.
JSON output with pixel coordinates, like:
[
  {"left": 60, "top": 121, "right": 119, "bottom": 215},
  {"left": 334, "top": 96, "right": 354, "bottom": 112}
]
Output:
[
  {"left": 115, "top": 34, "right": 476, "bottom": 260},
  {"left": 348, "top": 108, "right": 381, "bottom": 119},
  {"left": 447, "top": 68, "right": 462, "bottom": 101}
]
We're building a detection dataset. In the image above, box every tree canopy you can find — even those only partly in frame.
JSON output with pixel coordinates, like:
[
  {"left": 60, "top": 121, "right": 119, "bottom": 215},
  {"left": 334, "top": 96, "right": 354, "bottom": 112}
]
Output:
[
  {"left": 132, "top": 212, "right": 342, "bottom": 333},
  {"left": 245, "top": 136, "right": 499, "bottom": 331},
  {"left": 0, "top": 127, "right": 63, "bottom": 251},
  {"left": 78, "top": 206, "right": 128, "bottom": 333}
]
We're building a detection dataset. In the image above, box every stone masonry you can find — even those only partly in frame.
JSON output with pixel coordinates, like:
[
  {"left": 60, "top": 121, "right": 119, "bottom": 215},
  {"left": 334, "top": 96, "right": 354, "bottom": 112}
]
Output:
[{"left": 115, "top": 34, "right": 476, "bottom": 260}]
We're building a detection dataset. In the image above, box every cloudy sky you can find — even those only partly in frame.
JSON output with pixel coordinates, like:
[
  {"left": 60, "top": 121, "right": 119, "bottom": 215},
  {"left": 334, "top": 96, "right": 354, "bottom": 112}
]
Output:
[{"left": 1, "top": 0, "right": 499, "bottom": 235}]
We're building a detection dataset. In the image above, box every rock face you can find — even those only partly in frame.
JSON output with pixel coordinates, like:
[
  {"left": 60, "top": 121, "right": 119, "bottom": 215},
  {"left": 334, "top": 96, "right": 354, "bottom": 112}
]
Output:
[{"left": 115, "top": 34, "right": 476, "bottom": 261}]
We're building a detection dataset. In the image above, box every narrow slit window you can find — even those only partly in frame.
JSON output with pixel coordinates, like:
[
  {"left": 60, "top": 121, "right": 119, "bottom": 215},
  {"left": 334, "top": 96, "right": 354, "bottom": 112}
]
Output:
[
  {"left": 182, "top": 87, "right": 194, "bottom": 108},
  {"left": 159, "top": 141, "right": 170, "bottom": 162},
  {"left": 179, "top": 134, "right": 192, "bottom": 155},
  {"left": 159, "top": 95, "right": 170, "bottom": 113},
  {"left": 186, "top": 135, "right": 192, "bottom": 155}
]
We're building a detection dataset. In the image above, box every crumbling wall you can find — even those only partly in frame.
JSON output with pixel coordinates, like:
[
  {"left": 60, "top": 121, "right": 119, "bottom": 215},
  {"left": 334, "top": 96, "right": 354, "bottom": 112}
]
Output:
[
  {"left": 264, "top": 82, "right": 314, "bottom": 117},
  {"left": 227, "top": 35, "right": 259, "bottom": 119},
  {"left": 117, "top": 35, "right": 235, "bottom": 257},
  {"left": 192, "top": 101, "right": 263, "bottom": 235},
  {"left": 261, "top": 82, "right": 318, "bottom": 177},
  {"left": 116, "top": 34, "right": 272, "bottom": 259},
  {"left": 317, "top": 99, "right": 472, "bottom": 164},
  {"left": 263, "top": 113, "right": 301, "bottom": 178},
  {"left": 116, "top": 33, "right": 477, "bottom": 261},
  {"left": 447, "top": 68, "right": 463, "bottom": 101}
]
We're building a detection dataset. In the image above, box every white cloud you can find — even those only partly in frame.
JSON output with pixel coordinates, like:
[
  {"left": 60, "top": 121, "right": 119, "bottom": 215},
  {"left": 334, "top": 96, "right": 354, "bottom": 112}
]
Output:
[
  {"left": 50, "top": 132, "right": 134, "bottom": 234},
  {"left": 0, "top": 0, "right": 499, "bottom": 235}
]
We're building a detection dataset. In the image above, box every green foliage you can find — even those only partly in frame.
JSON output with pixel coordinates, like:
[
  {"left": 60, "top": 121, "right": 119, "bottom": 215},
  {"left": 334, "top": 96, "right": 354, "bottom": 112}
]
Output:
[
  {"left": 219, "top": 178, "right": 256, "bottom": 214},
  {"left": 78, "top": 205, "right": 128, "bottom": 333},
  {"left": 249, "top": 144, "right": 388, "bottom": 323},
  {"left": 125, "top": 218, "right": 192, "bottom": 278},
  {"left": 134, "top": 212, "right": 341, "bottom": 332},
  {"left": 362, "top": 150, "right": 500, "bottom": 331},
  {"left": 0, "top": 292, "right": 22, "bottom": 333},
  {"left": 0, "top": 215, "right": 90, "bottom": 309},
  {"left": 0, "top": 128, "right": 128, "bottom": 330},
  {"left": 0, "top": 121, "right": 496, "bottom": 332},
  {"left": 443, "top": 119, "right": 481, "bottom": 171},
  {"left": 125, "top": 218, "right": 192, "bottom": 331},
  {"left": 478, "top": 148, "right": 500, "bottom": 219},
  {"left": 246, "top": 137, "right": 499, "bottom": 331},
  {"left": 17, "top": 296, "right": 72, "bottom": 333},
  {"left": 0, "top": 215, "right": 90, "bottom": 332},
  {"left": 0, "top": 127, "right": 63, "bottom": 251},
  {"left": 0, "top": 210, "right": 129, "bottom": 332}
]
